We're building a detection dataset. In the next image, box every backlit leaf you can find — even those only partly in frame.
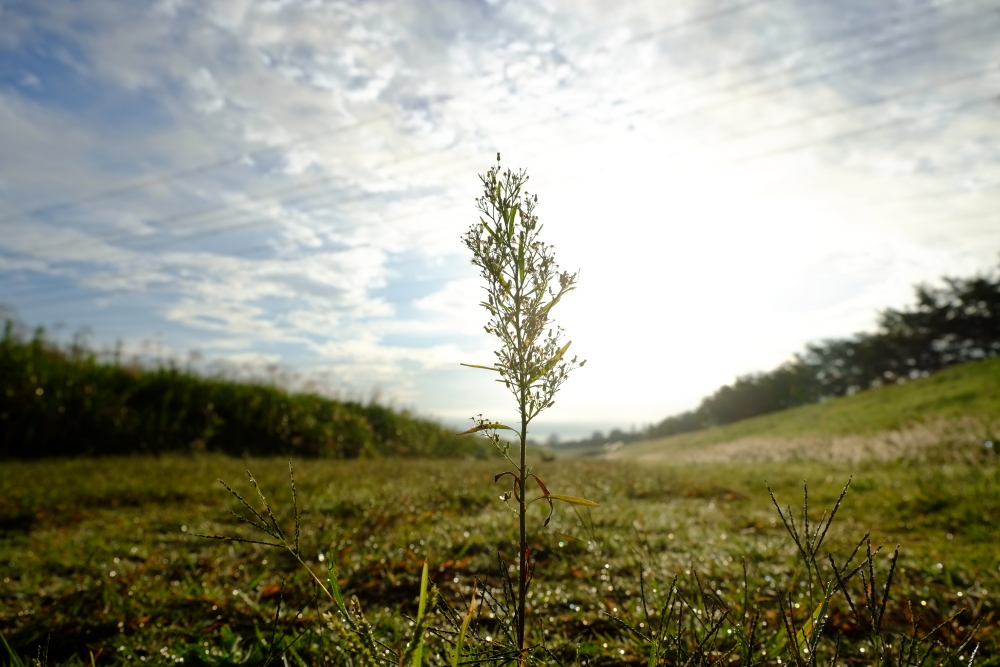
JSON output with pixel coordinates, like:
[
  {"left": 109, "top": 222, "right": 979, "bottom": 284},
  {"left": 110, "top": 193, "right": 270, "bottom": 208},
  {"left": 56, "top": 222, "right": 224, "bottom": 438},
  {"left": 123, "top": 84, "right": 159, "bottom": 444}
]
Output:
[
  {"left": 547, "top": 493, "right": 600, "bottom": 507},
  {"left": 529, "top": 340, "right": 572, "bottom": 384},
  {"left": 456, "top": 422, "right": 515, "bottom": 436},
  {"left": 460, "top": 363, "right": 499, "bottom": 372}
]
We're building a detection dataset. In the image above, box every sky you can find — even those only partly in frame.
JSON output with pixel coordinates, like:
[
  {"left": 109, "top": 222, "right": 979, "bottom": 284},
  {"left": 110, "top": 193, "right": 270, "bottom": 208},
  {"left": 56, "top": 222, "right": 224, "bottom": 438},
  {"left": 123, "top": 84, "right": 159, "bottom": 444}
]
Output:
[{"left": 1, "top": 0, "right": 998, "bottom": 441}]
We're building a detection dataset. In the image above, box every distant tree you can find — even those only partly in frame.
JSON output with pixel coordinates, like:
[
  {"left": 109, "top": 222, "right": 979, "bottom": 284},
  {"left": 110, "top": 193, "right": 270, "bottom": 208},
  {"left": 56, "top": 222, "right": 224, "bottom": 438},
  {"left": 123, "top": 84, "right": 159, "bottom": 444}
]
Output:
[
  {"left": 878, "top": 272, "right": 1000, "bottom": 366},
  {"left": 697, "top": 362, "right": 820, "bottom": 425},
  {"left": 648, "top": 408, "right": 708, "bottom": 439},
  {"left": 801, "top": 263, "right": 1000, "bottom": 395},
  {"left": 652, "top": 260, "right": 1000, "bottom": 434}
]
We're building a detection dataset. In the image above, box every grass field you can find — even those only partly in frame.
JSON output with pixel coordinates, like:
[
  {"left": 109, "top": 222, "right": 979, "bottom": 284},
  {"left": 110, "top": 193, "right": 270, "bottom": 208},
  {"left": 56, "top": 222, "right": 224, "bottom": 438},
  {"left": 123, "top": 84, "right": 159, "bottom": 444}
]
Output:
[{"left": 2, "top": 450, "right": 998, "bottom": 665}]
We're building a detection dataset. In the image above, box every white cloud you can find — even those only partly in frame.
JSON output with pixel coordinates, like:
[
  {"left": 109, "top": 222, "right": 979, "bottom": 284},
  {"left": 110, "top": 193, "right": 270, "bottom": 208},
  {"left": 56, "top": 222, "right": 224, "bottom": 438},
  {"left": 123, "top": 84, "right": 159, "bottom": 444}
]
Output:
[{"left": 0, "top": 0, "right": 998, "bottom": 431}]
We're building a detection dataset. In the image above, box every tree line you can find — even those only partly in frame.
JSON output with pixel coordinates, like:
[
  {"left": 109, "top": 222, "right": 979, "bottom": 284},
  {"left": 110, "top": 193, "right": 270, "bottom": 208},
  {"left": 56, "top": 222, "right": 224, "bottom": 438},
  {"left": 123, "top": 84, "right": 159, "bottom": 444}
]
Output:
[{"left": 558, "top": 260, "right": 1000, "bottom": 448}]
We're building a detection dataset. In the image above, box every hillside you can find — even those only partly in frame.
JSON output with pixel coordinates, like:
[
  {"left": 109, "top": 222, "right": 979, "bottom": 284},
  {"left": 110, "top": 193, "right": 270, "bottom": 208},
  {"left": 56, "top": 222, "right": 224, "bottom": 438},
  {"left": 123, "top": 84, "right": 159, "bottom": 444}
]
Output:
[
  {"left": 0, "top": 324, "right": 490, "bottom": 460},
  {"left": 610, "top": 356, "right": 1000, "bottom": 463}
]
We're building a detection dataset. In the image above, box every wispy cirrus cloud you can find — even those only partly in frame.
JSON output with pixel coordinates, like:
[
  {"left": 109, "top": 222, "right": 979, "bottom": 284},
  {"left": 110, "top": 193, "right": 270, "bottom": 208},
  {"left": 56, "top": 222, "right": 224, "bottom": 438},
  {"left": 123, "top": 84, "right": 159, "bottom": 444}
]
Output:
[{"left": 1, "top": 0, "right": 998, "bottom": 437}]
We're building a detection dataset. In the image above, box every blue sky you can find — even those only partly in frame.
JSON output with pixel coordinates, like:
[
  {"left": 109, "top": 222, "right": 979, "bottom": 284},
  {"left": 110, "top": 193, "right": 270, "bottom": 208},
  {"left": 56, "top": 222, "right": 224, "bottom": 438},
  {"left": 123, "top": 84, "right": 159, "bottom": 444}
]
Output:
[{"left": 1, "top": 0, "right": 998, "bottom": 440}]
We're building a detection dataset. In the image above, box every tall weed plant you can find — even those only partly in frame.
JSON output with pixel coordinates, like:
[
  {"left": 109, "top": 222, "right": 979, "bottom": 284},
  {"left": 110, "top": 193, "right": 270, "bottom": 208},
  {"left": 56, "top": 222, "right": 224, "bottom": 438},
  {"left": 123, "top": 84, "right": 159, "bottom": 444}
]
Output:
[{"left": 457, "top": 154, "right": 595, "bottom": 665}]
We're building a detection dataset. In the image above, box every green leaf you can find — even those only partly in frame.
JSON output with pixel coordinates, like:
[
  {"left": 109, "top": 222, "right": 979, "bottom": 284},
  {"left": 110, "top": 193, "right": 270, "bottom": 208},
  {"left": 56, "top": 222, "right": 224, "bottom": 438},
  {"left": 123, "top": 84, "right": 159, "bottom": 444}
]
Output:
[
  {"left": 460, "top": 363, "right": 499, "bottom": 372},
  {"left": 538, "top": 295, "right": 562, "bottom": 319},
  {"left": 326, "top": 559, "right": 348, "bottom": 617},
  {"left": 795, "top": 587, "right": 832, "bottom": 650},
  {"left": 497, "top": 272, "right": 511, "bottom": 296},
  {"left": 451, "top": 587, "right": 477, "bottom": 667},
  {"left": 456, "top": 422, "right": 516, "bottom": 436},
  {"left": 529, "top": 340, "right": 572, "bottom": 384},
  {"left": 417, "top": 561, "right": 429, "bottom": 621},
  {"left": 412, "top": 561, "right": 430, "bottom": 667},
  {"left": 1, "top": 633, "right": 27, "bottom": 667},
  {"left": 646, "top": 638, "right": 660, "bottom": 667},
  {"left": 517, "top": 233, "right": 525, "bottom": 281},
  {"left": 480, "top": 217, "right": 503, "bottom": 246},
  {"left": 547, "top": 493, "right": 600, "bottom": 507}
]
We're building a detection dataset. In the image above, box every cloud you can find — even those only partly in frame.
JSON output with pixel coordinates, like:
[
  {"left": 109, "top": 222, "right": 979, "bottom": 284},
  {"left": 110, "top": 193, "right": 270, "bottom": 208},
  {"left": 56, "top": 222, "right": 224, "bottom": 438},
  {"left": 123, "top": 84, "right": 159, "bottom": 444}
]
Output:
[{"left": 0, "top": 0, "right": 998, "bottom": 430}]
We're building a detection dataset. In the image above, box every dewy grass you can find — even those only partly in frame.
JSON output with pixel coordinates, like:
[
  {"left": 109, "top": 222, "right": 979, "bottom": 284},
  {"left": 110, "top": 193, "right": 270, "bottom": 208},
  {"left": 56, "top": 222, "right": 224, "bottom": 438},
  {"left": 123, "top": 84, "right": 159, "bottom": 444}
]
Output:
[
  {"left": 198, "top": 461, "right": 438, "bottom": 666},
  {"left": 191, "top": 462, "right": 992, "bottom": 666},
  {"left": 2, "top": 456, "right": 998, "bottom": 665}
]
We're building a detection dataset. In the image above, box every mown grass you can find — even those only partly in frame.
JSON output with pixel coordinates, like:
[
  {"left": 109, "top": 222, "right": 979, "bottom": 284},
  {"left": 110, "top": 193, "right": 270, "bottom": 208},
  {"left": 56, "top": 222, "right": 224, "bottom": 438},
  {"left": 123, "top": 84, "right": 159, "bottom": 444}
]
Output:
[
  {"left": 2, "top": 452, "right": 997, "bottom": 665},
  {"left": 615, "top": 357, "right": 1000, "bottom": 462}
]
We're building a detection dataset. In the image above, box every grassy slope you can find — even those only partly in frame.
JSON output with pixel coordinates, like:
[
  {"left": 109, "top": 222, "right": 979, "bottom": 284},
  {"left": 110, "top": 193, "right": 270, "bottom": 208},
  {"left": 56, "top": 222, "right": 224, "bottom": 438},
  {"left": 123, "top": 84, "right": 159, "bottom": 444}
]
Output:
[{"left": 618, "top": 356, "right": 1000, "bottom": 460}]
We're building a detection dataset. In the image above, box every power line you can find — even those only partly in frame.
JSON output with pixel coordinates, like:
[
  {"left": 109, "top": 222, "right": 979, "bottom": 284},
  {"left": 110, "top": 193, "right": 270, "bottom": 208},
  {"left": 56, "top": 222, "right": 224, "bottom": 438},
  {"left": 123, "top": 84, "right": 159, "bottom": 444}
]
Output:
[
  {"left": 0, "top": 0, "right": 777, "bottom": 229},
  {"left": 5, "top": 2, "right": 992, "bottom": 262},
  {"left": 2, "top": 4, "right": 997, "bottom": 307},
  {"left": 0, "top": 0, "right": 978, "bottom": 236},
  {"left": 6, "top": 179, "right": 386, "bottom": 258},
  {"left": 7, "top": 92, "right": 999, "bottom": 311},
  {"left": 5, "top": 76, "right": 997, "bottom": 295},
  {"left": 14, "top": 199, "right": 1000, "bottom": 314},
  {"left": 11, "top": 208, "right": 999, "bottom": 318},
  {"left": 629, "top": 0, "right": 771, "bottom": 41},
  {"left": 3, "top": 77, "right": 997, "bottom": 306},
  {"left": 0, "top": 112, "right": 398, "bottom": 228},
  {"left": 626, "top": 13, "right": 997, "bottom": 135},
  {"left": 582, "top": 0, "right": 980, "bottom": 121},
  {"left": 727, "top": 95, "right": 998, "bottom": 166}
]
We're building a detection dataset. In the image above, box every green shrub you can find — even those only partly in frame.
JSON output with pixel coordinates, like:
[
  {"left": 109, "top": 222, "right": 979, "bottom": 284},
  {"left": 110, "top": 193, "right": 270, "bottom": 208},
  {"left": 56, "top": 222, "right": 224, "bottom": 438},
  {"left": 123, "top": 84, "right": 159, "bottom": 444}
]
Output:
[{"left": 0, "top": 322, "right": 489, "bottom": 460}]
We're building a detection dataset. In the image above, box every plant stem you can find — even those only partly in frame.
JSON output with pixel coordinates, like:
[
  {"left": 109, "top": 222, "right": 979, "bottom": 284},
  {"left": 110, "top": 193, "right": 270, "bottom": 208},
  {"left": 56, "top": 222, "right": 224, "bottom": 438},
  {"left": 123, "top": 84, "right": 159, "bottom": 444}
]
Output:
[
  {"left": 515, "top": 223, "right": 528, "bottom": 663},
  {"left": 518, "top": 402, "right": 528, "bottom": 664}
]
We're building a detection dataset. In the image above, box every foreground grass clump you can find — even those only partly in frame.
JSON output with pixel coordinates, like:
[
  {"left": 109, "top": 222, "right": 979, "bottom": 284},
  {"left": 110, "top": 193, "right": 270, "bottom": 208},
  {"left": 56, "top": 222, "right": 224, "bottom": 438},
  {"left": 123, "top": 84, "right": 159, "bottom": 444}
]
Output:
[
  {"left": 0, "top": 323, "right": 487, "bottom": 459},
  {"left": 2, "top": 455, "right": 997, "bottom": 665}
]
